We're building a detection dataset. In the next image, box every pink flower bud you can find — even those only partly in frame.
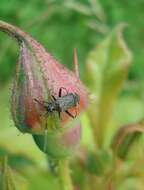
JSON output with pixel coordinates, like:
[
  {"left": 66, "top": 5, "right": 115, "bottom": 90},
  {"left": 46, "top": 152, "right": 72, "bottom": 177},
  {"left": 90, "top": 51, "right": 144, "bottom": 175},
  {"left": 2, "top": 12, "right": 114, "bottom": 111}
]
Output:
[
  {"left": 0, "top": 20, "right": 88, "bottom": 157},
  {"left": 0, "top": 20, "right": 88, "bottom": 134}
]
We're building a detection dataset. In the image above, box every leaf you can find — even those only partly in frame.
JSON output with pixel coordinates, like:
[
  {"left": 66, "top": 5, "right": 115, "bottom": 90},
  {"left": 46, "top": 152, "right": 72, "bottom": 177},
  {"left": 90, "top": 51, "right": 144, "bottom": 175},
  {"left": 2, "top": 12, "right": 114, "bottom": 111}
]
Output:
[
  {"left": 64, "top": 1, "right": 92, "bottom": 16},
  {"left": 89, "top": 0, "right": 106, "bottom": 22},
  {"left": 85, "top": 150, "right": 112, "bottom": 176},
  {"left": 111, "top": 122, "right": 144, "bottom": 159},
  {"left": 0, "top": 147, "right": 9, "bottom": 157},
  {"left": 9, "top": 154, "right": 35, "bottom": 169},
  {"left": 0, "top": 146, "right": 35, "bottom": 170},
  {"left": 0, "top": 156, "right": 28, "bottom": 190},
  {"left": 86, "top": 24, "right": 132, "bottom": 147}
]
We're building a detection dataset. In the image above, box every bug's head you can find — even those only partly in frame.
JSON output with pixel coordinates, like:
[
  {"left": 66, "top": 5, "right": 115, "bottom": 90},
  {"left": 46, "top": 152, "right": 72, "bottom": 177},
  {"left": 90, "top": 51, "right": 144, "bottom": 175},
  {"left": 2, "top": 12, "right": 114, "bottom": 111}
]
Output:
[
  {"left": 74, "top": 93, "right": 80, "bottom": 104},
  {"left": 47, "top": 102, "right": 56, "bottom": 112}
]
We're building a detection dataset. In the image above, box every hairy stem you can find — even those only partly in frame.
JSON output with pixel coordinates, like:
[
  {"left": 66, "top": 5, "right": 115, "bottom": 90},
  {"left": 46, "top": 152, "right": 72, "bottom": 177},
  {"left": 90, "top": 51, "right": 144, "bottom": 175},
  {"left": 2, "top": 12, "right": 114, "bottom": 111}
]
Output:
[{"left": 58, "top": 160, "right": 73, "bottom": 190}]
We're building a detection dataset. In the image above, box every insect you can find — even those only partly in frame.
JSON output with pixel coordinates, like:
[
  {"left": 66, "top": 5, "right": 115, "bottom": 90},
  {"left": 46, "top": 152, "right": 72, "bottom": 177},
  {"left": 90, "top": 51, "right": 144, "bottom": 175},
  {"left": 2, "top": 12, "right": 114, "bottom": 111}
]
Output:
[{"left": 34, "top": 87, "right": 80, "bottom": 119}]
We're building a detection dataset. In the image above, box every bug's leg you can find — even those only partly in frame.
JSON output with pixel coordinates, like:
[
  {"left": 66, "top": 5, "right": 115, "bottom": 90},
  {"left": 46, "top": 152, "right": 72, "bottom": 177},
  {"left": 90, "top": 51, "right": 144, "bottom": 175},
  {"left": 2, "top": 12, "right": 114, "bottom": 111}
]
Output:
[
  {"left": 51, "top": 95, "right": 56, "bottom": 101},
  {"left": 43, "top": 111, "right": 49, "bottom": 117},
  {"left": 58, "top": 111, "right": 61, "bottom": 119},
  {"left": 65, "top": 110, "right": 75, "bottom": 118},
  {"left": 34, "top": 98, "right": 45, "bottom": 107},
  {"left": 66, "top": 104, "right": 78, "bottom": 118},
  {"left": 59, "top": 87, "right": 68, "bottom": 97},
  {"left": 34, "top": 99, "right": 50, "bottom": 118},
  {"left": 38, "top": 108, "right": 48, "bottom": 118},
  {"left": 43, "top": 110, "right": 49, "bottom": 152},
  {"left": 59, "top": 88, "right": 62, "bottom": 97},
  {"left": 34, "top": 99, "right": 48, "bottom": 109},
  {"left": 74, "top": 104, "right": 78, "bottom": 117}
]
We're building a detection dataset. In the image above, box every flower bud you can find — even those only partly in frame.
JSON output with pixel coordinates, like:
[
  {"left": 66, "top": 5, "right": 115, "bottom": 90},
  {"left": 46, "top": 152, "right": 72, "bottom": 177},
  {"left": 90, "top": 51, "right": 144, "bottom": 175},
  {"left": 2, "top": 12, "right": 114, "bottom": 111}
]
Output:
[{"left": 0, "top": 20, "right": 88, "bottom": 158}]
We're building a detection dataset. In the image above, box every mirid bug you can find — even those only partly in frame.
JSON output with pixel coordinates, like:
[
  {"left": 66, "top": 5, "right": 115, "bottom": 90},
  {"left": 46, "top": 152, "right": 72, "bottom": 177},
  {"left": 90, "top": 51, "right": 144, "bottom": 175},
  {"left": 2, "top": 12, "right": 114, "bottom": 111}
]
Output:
[{"left": 34, "top": 87, "right": 80, "bottom": 119}]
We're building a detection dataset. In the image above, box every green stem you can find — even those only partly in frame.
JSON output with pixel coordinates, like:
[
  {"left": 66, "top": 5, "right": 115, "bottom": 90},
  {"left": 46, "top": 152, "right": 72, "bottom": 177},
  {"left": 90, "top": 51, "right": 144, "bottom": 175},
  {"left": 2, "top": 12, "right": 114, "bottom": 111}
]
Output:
[
  {"left": 58, "top": 160, "right": 73, "bottom": 190},
  {"left": 1, "top": 156, "right": 17, "bottom": 190},
  {"left": 1, "top": 156, "right": 7, "bottom": 190}
]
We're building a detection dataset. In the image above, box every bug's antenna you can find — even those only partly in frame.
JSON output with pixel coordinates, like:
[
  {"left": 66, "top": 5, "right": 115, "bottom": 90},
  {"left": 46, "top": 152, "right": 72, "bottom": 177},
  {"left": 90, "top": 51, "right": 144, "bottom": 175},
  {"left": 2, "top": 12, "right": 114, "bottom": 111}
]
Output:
[
  {"left": 34, "top": 98, "right": 45, "bottom": 108},
  {"left": 73, "top": 48, "right": 80, "bottom": 78}
]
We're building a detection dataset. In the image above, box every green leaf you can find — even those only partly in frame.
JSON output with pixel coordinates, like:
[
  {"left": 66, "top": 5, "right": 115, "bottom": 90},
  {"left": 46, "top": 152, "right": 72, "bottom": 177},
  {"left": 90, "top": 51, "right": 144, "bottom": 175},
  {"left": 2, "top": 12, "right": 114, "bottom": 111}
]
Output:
[
  {"left": 9, "top": 154, "right": 35, "bottom": 169},
  {"left": 86, "top": 149, "right": 112, "bottom": 176},
  {"left": 86, "top": 24, "right": 132, "bottom": 147},
  {"left": 0, "top": 147, "right": 35, "bottom": 170},
  {"left": 0, "top": 147, "right": 9, "bottom": 157},
  {"left": 89, "top": 0, "right": 106, "bottom": 22},
  {"left": 111, "top": 122, "right": 144, "bottom": 159},
  {"left": 64, "top": 1, "right": 92, "bottom": 16},
  {"left": 0, "top": 156, "right": 28, "bottom": 190}
]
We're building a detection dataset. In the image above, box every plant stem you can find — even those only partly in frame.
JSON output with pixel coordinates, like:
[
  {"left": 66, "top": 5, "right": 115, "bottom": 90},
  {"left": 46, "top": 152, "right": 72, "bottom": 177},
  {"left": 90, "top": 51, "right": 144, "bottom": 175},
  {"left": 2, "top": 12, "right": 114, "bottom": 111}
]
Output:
[
  {"left": 1, "top": 156, "right": 7, "bottom": 190},
  {"left": 58, "top": 160, "right": 73, "bottom": 190},
  {"left": 1, "top": 156, "right": 16, "bottom": 190}
]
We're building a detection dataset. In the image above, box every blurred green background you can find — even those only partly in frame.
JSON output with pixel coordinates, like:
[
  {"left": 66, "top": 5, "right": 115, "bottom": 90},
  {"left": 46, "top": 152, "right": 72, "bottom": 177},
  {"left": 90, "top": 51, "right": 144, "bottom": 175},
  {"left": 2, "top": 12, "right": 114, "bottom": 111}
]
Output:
[
  {"left": 0, "top": 0, "right": 144, "bottom": 190},
  {"left": 0, "top": 0, "right": 144, "bottom": 84}
]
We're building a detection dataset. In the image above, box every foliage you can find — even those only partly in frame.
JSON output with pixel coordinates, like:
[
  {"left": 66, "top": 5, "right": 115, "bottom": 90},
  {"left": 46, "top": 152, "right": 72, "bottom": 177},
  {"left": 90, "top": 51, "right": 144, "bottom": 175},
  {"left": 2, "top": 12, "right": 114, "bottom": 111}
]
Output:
[{"left": 0, "top": 1, "right": 144, "bottom": 190}]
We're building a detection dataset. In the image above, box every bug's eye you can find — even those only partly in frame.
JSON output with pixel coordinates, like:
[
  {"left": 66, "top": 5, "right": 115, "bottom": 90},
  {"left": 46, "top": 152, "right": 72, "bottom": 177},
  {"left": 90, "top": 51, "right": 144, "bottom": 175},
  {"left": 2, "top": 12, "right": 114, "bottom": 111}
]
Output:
[
  {"left": 47, "top": 103, "right": 54, "bottom": 112},
  {"left": 75, "top": 93, "right": 80, "bottom": 103}
]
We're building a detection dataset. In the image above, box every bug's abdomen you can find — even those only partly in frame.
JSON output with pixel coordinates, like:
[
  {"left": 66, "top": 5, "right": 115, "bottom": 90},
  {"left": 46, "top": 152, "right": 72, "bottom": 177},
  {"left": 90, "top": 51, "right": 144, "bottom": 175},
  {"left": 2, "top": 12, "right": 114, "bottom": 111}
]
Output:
[{"left": 56, "top": 94, "right": 76, "bottom": 112}]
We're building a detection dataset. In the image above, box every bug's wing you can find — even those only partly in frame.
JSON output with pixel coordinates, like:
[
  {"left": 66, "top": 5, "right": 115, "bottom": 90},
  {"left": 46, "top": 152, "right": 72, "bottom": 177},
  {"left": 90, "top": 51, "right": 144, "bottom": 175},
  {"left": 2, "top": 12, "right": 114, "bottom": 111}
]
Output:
[{"left": 57, "top": 94, "right": 75, "bottom": 112}]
